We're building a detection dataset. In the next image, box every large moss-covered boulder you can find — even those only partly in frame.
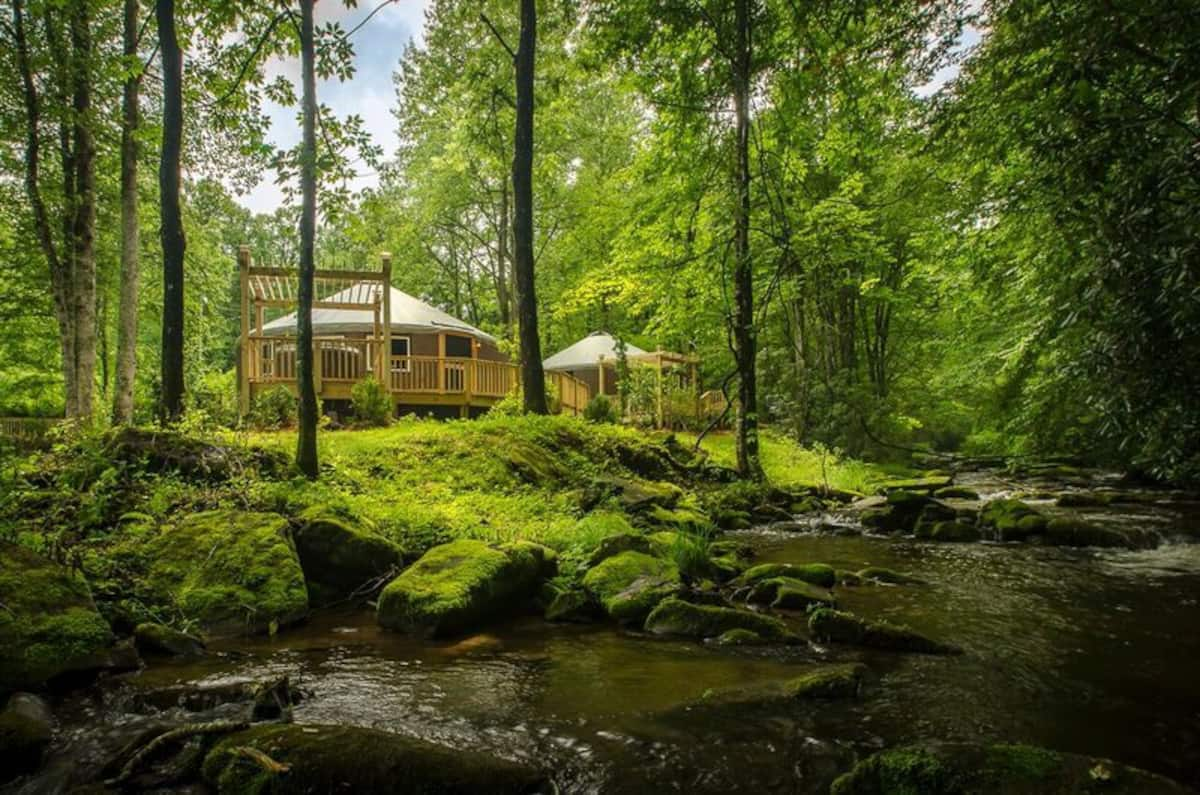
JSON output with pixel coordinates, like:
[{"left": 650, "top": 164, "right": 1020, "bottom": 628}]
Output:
[
  {"left": 0, "top": 541, "right": 114, "bottom": 692},
  {"left": 377, "top": 540, "right": 550, "bottom": 637},
  {"left": 582, "top": 551, "right": 680, "bottom": 624},
  {"left": 878, "top": 476, "right": 954, "bottom": 494},
  {"left": 736, "top": 562, "right": 837, "bottom": 589},
  {"left": 292, "top": 509, "right": 404, "bottom": 604},
  {"left": 643, "top": 597, "right": 798, "bottom": 642},
  {"left": 202, "top": 724, "right": 550, "bottom": 794},
  {"left": 747, "top": 577, "right": 836, "bottom": 610},
  {"left": 979, "top": 499, "right": 1046, "bottom": 541},
  {"left": 809, "top": 608, "right": 961, "bottom": 655},
  {"left": 830, "top": 743, "right": 1191, "bottom": 795},
  {"left": 144, "top": 511, "right": 308, "bottom": 636}
]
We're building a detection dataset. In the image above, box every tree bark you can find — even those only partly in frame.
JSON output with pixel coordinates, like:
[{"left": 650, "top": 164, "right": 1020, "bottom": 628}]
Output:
[
  {"left": 512, "top": 0, "right": 547, "bottom": 414},
  {"left": 12, "top": 0, "right": 77, "bottom": 418},
  {"left": 732, "top": 0, "right": 763, "bottom": 478},
  {"left": 113, "top": 0, "right": 140, "bottom": 424},
  {"left": 157, "top": 0, "right": 186, "bottom": 421},
  {"left": 68, "top": 0, "right": 97, "bottom": 420},
  {"left": 295, "top": 0, "right": 320, "bottom": 478}
]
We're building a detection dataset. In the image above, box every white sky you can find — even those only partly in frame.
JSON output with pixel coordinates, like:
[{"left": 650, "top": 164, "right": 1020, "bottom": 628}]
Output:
[
  {"left": 234, "top": 0, "right": 430, "bottom": 215},
  {"left": 232, "top": 2, "right": 980, "bottom": 216}
]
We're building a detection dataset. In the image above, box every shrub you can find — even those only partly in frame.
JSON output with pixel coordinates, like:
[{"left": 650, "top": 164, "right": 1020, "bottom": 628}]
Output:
[
  {"left": 583, "top": 394, "right": 617, "bottom": 424},
  {"left": 248, "top": 385, "right": 297, "bottom": 429},
  {"left": 188, "top": 369, "right": 238, "bottom": 428},
  {"left": 351, "top": 378, "right": 392, "bottom": 427}
]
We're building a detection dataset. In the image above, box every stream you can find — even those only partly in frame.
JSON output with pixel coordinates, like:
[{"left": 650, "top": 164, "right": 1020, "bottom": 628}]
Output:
[{"left": 11, "top": 468, "right": 1200, "bottom": 793}]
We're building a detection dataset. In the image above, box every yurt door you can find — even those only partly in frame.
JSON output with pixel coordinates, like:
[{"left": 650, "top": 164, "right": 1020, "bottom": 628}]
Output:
[{"left": 443, "top": 334, "right": 473, "bottom": 392}]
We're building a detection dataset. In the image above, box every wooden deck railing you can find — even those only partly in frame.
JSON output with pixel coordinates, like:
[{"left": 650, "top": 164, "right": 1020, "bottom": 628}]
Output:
[{"left": 247, "top": 335, "right": 590, "bottom": 414}]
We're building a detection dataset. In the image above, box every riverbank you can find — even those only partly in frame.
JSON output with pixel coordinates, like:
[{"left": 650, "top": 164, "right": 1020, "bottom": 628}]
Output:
[{"left": 2, "top": 419, "right": 1198, "bottom": 792}]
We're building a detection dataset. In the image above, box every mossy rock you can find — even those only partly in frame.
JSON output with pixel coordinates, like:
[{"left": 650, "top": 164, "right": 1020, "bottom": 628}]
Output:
[
  {"left": 707, "top": 540, "right": 754, "bottom": 560},
  {"left": 676, "top": 663, "right": 867, "bottom": 718},
  {"left": 646, "top": 505, "right": 712, "bottom": 534},
  {"left": 830, "top": 743, "right": 1192, "bottom": 795},
  {"left": 107, "top": 426, "right": 287, "bottom": 481},
  {"left": 504, "top": 440, "right": 570, "bottom": 485},
  {"left": 201, "top": 724, "right": 550, "bottom": 794},
  {"left": 712, "top": 509, "right": 754, "bottom": 530},
  {"left": 737, "top": 562, "right": 837, "bottom": 589},
  {"left": 643, "top": 597, "right": 798, "bottom": 642},
  {"left": 878, "top": 476, "right": 953, "bottom": 494},
  {"left": 747, "top": 577, "right": 835, "bottom": 610},
  {"left": 581, "top": 551, "right": 680, "bottom": 624},
  {"left": 377, "top": 540, "right": 548, "bottom": 637},
  {"left": 979, "top": 499, "right": 1046, "bottom": 541},
  {"left": 916, "top": 521, "right": 981, "bottom": 543},
  {"left": 0, "top": 541, "right": 114, "bottom": 692},
  {"left": 1041, "top": 517, "right": 1135, "bottom": 549},
  {"left": 133, "top": 622, "right": 205, "bottom": 658},
  {"left": 585, "top": 532, "right": 652, "bottom": 567},
  {"left": 934, "top": 486, "right": 981, "bottom": 500},
  {"left": 292, "top": 509, "right": 404, "bottom": 604},
  {"left": 836, "top": 570, "right": 864, "bottom": 586},
  {"left": 710, "top": 628, "right": 767, "bottom": 647},
  {"left": 913, "top": 501, "right": 958, "bottom": 533},
  {"left": 809, "top": 608, "right": 961, "bottom": 655},
  {"left": 0, "top": 709, "right": 52, "bottom": 785},
  {"left": 592, "top": 475, "right": 683, "bottom": 513},
  {"left": 143, "top": 511, "right": 308, "bottom": 636},
  {"left": 543, "top": 587, "right": 599, "bottom": 623},
  {"left": 856, "top": 567, "right": 926, "bottom": 586},
  {"left": 790, "top": 496, "right": 826, "bottom": 514}
]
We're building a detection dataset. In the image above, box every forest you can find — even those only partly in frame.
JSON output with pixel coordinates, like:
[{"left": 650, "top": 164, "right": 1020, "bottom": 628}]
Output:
[{"left": 1, "top": 1, "right": 1199, "bottom": 794}]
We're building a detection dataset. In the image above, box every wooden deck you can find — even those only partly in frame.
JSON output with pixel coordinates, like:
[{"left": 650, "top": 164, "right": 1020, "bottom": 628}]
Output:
[{"left": 246, "top": 335, "right": 590, "bottom": 416}]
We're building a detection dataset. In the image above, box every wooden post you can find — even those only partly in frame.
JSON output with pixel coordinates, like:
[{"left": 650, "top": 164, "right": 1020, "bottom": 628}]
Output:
[
  {"left": 437, "top": 332, "right": 446, "bottom": 392},
  {"left": 381, "top": 252, "right": 393, "bottom": 390},
  {"left": 312, "top": 337, "right": 323, "bottom": 395},
  {"left": 597, "top": 354, "right": 606, "bottom": 396},
  {"left": 655, "top": 353, "right": 664, "bottom": 428},
  {"left": 238, "top": 245, "right": 251, "bottom": 417}
]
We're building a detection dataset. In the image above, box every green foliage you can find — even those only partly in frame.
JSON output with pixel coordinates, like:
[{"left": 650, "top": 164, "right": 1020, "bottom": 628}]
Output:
[
  {"left": 248, "top": 386, "right": 297, "bottom": 430},
  {"left": 583, "top": 394, "right": 617, "bottom": 424},
  {"left": 187, "top": 370, "right": 239, "bottom": 428},
  {"left": 350, "top": 377, "right": 391, "bottom": 427}
]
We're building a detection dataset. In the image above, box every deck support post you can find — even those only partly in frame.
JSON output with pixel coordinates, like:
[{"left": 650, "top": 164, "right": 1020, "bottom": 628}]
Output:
[
  {"left": 381, "top": 252, "right": 392, "bottom": 390},
  {"left": 437, "top": 333, "right": 446, "bottom": 393},
  {"left": 655, "top": 353, "right": 664, "bottom": 428},
  {"left": 597, "top": 355, "right": 606, "bottom": 397},
  {"left": 238, "top": 246, "right": 251, "bottom": 418}
]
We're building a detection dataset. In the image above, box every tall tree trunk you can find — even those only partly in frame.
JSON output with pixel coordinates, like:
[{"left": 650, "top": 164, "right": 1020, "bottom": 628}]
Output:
[
  {"left": 13, "top": 0, "right": 77, "bottom": 418},
  {"left": 68, "top": 0, "right": 96, "bottom": 420},
  {"left": 512, "top": 0, "right": 547, "bottom": 414},
  {"left": 496, "top": 179, "right": 511, "bottom": 330},
  {"left": 295, "top": 0, "right": 320, "bottom": 478},
  {"left": 113, "top": 0, "right": 140, "bottom": 424},
  {"left": 158, "top": 0, "right": 185, "bottom": 421},
  {"left": 732, "top": 0, "right": 762, "bottom": 478}
]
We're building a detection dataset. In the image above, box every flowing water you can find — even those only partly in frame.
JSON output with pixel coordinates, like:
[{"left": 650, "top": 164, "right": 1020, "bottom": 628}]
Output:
[{"left": 15, "top": 470, "right": 1200, "bottom": 793}]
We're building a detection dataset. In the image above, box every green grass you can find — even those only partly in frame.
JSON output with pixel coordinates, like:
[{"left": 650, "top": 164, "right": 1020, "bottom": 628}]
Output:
[{"left": 678, "top": 428, "right": 881, "bottom": 494}]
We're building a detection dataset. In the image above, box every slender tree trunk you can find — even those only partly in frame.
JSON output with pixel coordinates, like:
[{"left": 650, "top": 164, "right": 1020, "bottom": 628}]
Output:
[
  {"left": 512, "top": 0, "right": 547, "bottom": 414},
  {"left": 732, "top": 0, "right": 762, "bottom": 478},
  {"left": 295, "top": 0, "right": 320, "bottom": 478},
  {"left": 13, "top": 0, "right": 77, "bottom": 418},
  {"left": 68, "top": 0, "right": 97, "bottom": 420},
  {"left": 496, "top": 179, "right": 511, "bottom": 330},
  {"left": 113, "top": 0, "right": 140, "bottom": 424},
  {"left": 157, "top": 0, "right": 186, "bottom": 421}
]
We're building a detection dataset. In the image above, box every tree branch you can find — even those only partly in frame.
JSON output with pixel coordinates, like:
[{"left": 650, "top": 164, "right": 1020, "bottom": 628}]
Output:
[{"left": 479, "top": 13, "right": 515, "bottom": 61}]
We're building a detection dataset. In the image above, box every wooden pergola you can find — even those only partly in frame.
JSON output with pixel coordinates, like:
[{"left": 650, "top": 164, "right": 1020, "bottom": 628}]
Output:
[{"left": 237, "top": 246, "right": 393, "bottom": 416}]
